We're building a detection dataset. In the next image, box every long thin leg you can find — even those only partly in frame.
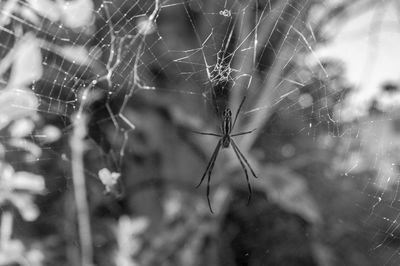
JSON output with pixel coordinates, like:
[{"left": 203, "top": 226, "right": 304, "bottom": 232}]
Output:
[
  {"left": 232, "top": 96, "right": 247, "bottom": 130},
  {"left": 190, "top": 130, "right": 222, "bottom": 137},
  {"left": 206, "top": 141, "right": 222, "bottom": 213},
  {"left": 231, "top": 144, "right": 252, "bottom": 205},
  {"left": 231, "top": 140, "right": 259, "bottom": 179},
  {"left": 196, "top": 140, "right": 222, "bottom": 188},
  {"left": 231, "top": 128, "right": 256, "bottom": 137}
]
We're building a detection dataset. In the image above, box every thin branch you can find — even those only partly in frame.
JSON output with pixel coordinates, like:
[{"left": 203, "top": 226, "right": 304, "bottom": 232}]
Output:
[{"left": 70, "top": 114, "right": 93, "bottom": 266}]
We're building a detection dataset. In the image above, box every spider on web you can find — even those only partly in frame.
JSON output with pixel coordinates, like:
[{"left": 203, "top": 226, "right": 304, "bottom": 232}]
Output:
[{"left": 193, "top": 96, "right": 259, "bottom": 213}]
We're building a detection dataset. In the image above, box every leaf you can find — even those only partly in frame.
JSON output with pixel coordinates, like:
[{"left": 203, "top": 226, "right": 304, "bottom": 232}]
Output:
[
  {"left": 0, "top": 163, "right": 44, "bottom": 221},
  {"left": 0, "top": 162, "right": 45, "bottom": 193},
  {"left": 12, "top": 171, "right": 45, "bottom": 193},
  {"left": 114, "top": 216, "right": 148, "bottom": 266},
  {"left": 7, "top": 33, "right": 43, "bottom": 89},
  {"left": 60, "top": 0, "right": 94, "bottom": 29},
  {"left": 59, "top": 45, "right": 91, "bottom": 65},
  {"left": 0, "top": 88, "right": 38, "bottom": 130},
  {"left": 0, "top": 240, "right": 24, "bottom": 265},
  {"left": 8, "top": 118, "right": 35, "bottom": 138},
  {"left": 19, "top": 5, "right": 41, "bottom": 25},
  {"left": 0, "top": 162, "right": 15, "bottom": 186},
  {"left": 8, "top": 138, "right": 42, "bottom": 159},
  {"left": 40, "top": 125, "right": 61, "bottom": 143},
  {"left": 9, "top": 193, "right": 40, "bottom": 221},
  {"left": 27, "top": 0, "right": 61, "bottom": 22},
  {"left": 118, "top": 216, "right": 149, "bottom": 236},
  {"left": 0, "top": 0, "right": 18, "bottom": 27},
  {"left": 0, "top": 239, "right": 44, "bottom": 266},
  {"left": 256, "top": 164, "right": 321, "bottom": 224}
]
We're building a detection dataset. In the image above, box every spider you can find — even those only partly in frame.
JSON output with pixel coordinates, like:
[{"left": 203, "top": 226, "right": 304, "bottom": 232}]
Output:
[{"left": 193, "top": 96, "right": 259, "bottom": 213}]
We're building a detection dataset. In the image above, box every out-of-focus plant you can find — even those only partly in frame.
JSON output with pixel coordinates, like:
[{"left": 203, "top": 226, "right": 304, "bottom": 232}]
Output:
[
  {"left": 0, "top": 2, "right": 63, "bottom": 265},
  {"left": 0, "top": 163, "right": 45, "bottom": 266},
  {"left": 113, "top": 216, "right": 148, "bottom": 266},
  {"left": 0, "top": 57, "right": 45, "bottom": 266}
]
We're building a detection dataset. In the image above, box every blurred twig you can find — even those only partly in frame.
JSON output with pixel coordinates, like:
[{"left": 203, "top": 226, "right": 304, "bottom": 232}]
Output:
[{"left": 70, "top": 113, "right": 93, "bottom": 266}]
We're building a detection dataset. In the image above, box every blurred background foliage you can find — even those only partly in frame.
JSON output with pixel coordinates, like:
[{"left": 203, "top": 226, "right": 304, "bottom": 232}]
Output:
[{"left": 1, "top": 0, "right": 400, "bottom": 266}]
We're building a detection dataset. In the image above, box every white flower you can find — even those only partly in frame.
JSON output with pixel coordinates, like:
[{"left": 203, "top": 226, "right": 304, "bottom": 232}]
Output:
[{"left": 98, "top": 168, "right": 120, "bottom": 193}]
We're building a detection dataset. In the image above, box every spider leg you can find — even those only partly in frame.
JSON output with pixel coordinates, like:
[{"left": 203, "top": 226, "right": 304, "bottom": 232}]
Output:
[
  {"left": 206, "top": 140, "right": 222, "bottom": 213},
  {"left": 231, "top": 143, "right": 252, "bottom": 205},
  {"left": 231, "top": 140, "right": 259, "bottom": 179},
  {"left": 231, "top": 128, "right": 256, "bottom": 137},
  {"left": 190, "top": 130, "right": 222, "bottom": 137},
  {"left": 196, "top": 140, "right": 222, "bottom": 188},
  {"left": 232, "top": 96, "right": 247, "bottom": 129},
  {"left": 206, "top": 167, "right": 215, "bottom": 213}
]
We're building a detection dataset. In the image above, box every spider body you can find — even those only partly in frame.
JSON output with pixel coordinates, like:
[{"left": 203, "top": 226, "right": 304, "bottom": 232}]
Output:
[
  {"left": 193, "top": 96, "right": 259, "bottom": 213},
  {"left": 222, "top": 109, "right": 232, "bottom": 148}
]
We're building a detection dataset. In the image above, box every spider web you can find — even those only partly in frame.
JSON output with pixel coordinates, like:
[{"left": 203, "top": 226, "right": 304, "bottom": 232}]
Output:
[
  {"left": 0, "top": 0, "right": 335, "bottom": 170},
  {"left": 3, "top": 0, "right": 399, "bottom": 265}
]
